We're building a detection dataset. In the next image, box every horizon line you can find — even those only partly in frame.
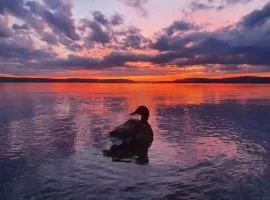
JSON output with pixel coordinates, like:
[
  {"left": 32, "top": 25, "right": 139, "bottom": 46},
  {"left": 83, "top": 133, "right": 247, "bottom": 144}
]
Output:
[{"left": 2, "top": 76, "right": 270, "bottom": 84}]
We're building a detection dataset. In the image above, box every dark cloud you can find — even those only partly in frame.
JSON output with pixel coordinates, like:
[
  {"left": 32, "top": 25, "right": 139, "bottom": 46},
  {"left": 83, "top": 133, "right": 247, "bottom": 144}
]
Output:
[
  {"left": 149, "top": 2, "right": 270, "bottom": 67},
  {"left": 44, "top": 55, "right": 100, "bottom": 69},
  {"left": 1, "top": 0, "right": 270, "bottom": 77},
  {"left": 165, "top": 21, "right": 198, "bottom": 35},
  {"left": 151, "top": 21, "right": 202, "bottom": 51},
  {"left": 41, "top": 32, "right": 58, "bottom": 45},
  {"left": 67, "top": 43, "right": 83, "bottom": 51},
  {"left": 88, "top": 20, "right": 111, "bottom": 44},
  {"left": 118, "top": 26, "right": 150, "bottom": 49},
  {"left": 111, "top": 13, "right": 124, "bottom": 26},
  {"left": 0, "top": 0, "right": 151, "bottom": 75},
  {"left": 151, "top": 32, "right": 208, "bottom": 51},
  {"left": 123, "top": 34, "right": 144, "bottom": 49},
  {"left": 0, "top": 19, "right": 12, "bottom": 37},
  {"left": 0, "top": 0, "right": 28, "bottom": 18},
  {"left": 92, "top": 11, "right": 110, "bottom": 26},
  {"left": 12, "top": 24, "right": 28, "bottom": 30},
  {"left": 189, "top": 0, "right": 254, "bottom": 11},
  {"left": 219, "top": 64, "right": 242, "bottom": 71},
  {"left": 241, "top": 3, "right": 270, "bottom": 28},
  {"left": 224, "top": 0, "right": 252, "bottom": 5},
  {"left": 79, "top": 11, "right": 126, "bottom": 47},
  {"left": 83, "top": 21, "right": 150, "bottom": 49},
  {"left": 0, "top": 50, "right": 151, "bottom": 76},
  {"left": 118, "top": 0, "right": 148, "bottom": 17},
  {"left": 57, "top": 35, "right": 82, "bottom": 51},
  {"left": 0, "top": 0, "right": 79, "bottom": 39},
  {"left": 0, "top": 39, "right": 54, "bottom": 61},
  {"left": 79, "top": 15, "right": 112, "bottom": 46},
  {"left": 0, "top": 0, "right": 44, "bottom": 33},
  {"left": 26, "top": 1, "right": 80, "bottom": 40},
  {"left": 43, "top": 0, "right": 63, "bottom": 10},
  {"left": 103, "top": 52, "right": 150, "bottom": 66},
  {"left": 41, "top": 52, "right": 150, "bottom": 70},
  {"left": 190, "top": 2, "right": 215, "bottom": 11}
]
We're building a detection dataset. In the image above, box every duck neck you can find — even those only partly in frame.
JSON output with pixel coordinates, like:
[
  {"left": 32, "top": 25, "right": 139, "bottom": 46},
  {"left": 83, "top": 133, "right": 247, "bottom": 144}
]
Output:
[{"left": 141, "top": 115, "right": 149, "bottom": 123}]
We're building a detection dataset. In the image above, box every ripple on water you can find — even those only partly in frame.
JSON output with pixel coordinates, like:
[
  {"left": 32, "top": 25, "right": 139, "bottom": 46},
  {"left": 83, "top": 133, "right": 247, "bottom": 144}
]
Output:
[{"left": 0, "top": 83, "right": 270, "bottom": 200}]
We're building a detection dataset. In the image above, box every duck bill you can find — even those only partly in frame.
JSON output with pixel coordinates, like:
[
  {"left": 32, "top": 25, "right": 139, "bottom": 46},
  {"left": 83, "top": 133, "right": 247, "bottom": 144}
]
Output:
[{"left": 130, "top": 111, "right": 137, "bottom": 115}]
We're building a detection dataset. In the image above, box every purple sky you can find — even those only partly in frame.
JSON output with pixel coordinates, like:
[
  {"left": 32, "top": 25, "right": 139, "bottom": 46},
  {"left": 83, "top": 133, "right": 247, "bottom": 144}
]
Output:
[{"left": 0, "top": 0, "right": 270, "bottom": 80}]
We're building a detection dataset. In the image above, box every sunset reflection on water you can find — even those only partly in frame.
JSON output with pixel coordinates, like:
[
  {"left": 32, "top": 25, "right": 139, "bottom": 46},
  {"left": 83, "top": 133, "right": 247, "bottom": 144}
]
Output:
[{"left": 0, "top": 83, "right": 270, "bottom": 199}]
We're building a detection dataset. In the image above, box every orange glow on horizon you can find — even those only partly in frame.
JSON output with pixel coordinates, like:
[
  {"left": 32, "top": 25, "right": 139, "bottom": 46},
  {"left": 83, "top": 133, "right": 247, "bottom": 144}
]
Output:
[{"left": 2, "top": 72, "right": 270, "bottom": 81}]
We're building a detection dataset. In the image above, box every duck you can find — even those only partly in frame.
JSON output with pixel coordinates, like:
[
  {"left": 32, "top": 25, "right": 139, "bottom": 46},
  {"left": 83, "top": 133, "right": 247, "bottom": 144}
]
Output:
[
  {"left": 109, "top": 105, "right": 153, "bottom": 148},
  {"left": 105, "top": 106, "right": 153, "bottom": 163}
]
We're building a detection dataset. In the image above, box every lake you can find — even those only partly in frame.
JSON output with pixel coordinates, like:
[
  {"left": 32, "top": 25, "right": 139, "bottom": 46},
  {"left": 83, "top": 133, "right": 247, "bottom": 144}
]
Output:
[{"left": 0, "top": 83, "right": 270, "bottom": 200}]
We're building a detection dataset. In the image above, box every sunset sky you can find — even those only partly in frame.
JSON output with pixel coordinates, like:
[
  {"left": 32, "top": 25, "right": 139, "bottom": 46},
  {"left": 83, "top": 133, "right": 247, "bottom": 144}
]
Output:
[{"left": 0, "top": 0, "right": 270, "bottom": 81}]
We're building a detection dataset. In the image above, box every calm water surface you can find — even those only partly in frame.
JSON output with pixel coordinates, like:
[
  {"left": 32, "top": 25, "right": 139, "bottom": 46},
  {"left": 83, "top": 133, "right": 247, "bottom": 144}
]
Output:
[{"left": 0, "top": 83, "right": 270, "bottom": 200}]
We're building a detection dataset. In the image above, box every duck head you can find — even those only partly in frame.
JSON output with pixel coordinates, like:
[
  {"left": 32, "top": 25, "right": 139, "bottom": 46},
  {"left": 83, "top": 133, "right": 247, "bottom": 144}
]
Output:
[{"left": 130, "top": 106, "right": 150, "bottom": 122}]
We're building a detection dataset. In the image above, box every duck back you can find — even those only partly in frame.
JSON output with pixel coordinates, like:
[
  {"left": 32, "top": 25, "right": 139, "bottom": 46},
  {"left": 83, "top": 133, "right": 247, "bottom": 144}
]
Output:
[
  {"left": 109, "top": 119, "right": 141, "bottom": 140},
  {"left": 109, "top": 119, "right": 153, "bottom": 147}
]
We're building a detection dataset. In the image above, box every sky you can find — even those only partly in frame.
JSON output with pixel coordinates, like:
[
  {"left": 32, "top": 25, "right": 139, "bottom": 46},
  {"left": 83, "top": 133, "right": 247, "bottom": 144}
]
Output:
[{"left": 0, "top": 0, "right": 270, "bottom": 81}]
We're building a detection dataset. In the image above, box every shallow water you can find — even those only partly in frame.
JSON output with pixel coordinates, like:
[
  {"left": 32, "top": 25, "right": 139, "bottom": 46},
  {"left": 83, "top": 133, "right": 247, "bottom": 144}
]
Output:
[{"left": 0, "top": 83, "right": 270, "bottom": 200}]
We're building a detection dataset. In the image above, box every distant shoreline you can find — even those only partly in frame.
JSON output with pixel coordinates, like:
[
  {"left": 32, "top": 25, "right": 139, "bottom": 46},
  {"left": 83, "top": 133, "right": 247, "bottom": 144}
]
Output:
[{"left": 1, "top": 76, "right": 270, "bottom": 84}]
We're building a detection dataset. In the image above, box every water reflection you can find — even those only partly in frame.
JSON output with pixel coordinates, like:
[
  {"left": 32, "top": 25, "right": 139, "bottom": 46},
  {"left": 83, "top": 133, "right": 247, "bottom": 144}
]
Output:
[
  {"left": 0, "top": 83, "right": 270, "bottom": 199},
  {"left": 103, "top": 144, "right": 150, "bottom": 165}
]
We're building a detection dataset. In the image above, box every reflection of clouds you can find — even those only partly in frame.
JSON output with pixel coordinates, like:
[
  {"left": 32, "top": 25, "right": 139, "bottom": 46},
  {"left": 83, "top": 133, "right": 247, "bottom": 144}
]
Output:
[
  {"left": 54, "top": 97, "right": 71, "bottom": 119},
  {"left": 155, "top": 102, "right": 269, "bottom": 179},
  {"left": 73, "top": 109, "right": 92, "bottom": 152},
  {"left": 47, "top": 83, "right": 270, "bottom": 174},
  {"left": 191, "top": 136, "right": 238, "bottom": 161},
  {"left": 1, "top": 83, "right": 270, "bottom": 199}
]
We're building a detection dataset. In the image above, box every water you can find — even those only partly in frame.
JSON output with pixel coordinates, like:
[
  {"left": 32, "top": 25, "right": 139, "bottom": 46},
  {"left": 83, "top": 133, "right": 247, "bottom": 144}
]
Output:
[{"left": 0, "top": 83, "right": 270, "bottom": 200}]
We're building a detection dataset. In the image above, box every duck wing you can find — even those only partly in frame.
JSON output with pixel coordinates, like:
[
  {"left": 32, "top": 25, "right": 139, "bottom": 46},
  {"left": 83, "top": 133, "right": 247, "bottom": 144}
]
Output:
[
  {"left": 134, "top": 123, "right": 154, "bottom": 148},
  {"left": 109, "top": 119, "right": 141, "bottom": 142}
]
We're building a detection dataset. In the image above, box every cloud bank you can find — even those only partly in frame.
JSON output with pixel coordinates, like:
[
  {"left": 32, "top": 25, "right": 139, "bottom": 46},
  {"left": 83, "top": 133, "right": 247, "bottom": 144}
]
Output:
[{"left": 0, "top": 0, "right": 270, "bottom": 78}]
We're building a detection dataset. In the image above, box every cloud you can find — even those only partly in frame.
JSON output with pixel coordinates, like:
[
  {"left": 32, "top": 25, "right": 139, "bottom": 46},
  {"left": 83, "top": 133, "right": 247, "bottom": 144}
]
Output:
[
  {"left": 151, "top": 31, "right": 208, "bottom": 51},
  {"left": 0, "top": 0, "right": 45, "bottom": 33},
  {"left": 118, "top": 0, "right": 149, "bottom": 17},
  {"left": 43, "top": 0, "right": 63, "bottom": 10},
  {"left": 0, "top": 0, "right": 79, "bottom": 40},
  {"left": 26, "top": 1, "right": 80, "bottom": 40},
  {"left": 0, "top": 39, "right": 54, "bottom": 61},
  {"left": 190, "top": 2, "right": 215, "bottom": 11},
  {"left": 117, "top": 26, "right": 150, "bottom": 49},
  {"left": 111, "top": 13, "right": 124, "bottom": 26},
  {"left": 224, "top": 0, "right": 253, "bottom": 5},
  {"left": 149, "top": 2, "right": 270, "bottom": 68},
  {"left": 189, "top": 0, "right": 254, "bottom": 11},
  {"left": 79, "top": 11, "right": 116, "bottom": 46},
  {"left": 165, "top": 21, "right": 199, "bottom": 36},
  {"left": 0, "top": 0, "right": 28, "bottom": 18},
  {"left": 57, "top": 35, "right": 82, "bottom": 51},
  {"left": 40, "top": 51, "right": 151, "bottom": 70},
  {"left": 41, "top": 32, "right": 58, "bottom": 45},
  {"left": 12, "top": 24, "right": 29, "bottom": 30},
  {"left": 1, "top": 0, "right": 270, "bottom": 77},
  {"left": 92, "top": 11, "right": 110, "bottom": 26},
  {"left": 79, "top": 14, "right": 149, "bottom": 49},
  {"left": 88, "top": 20, "right": 111, "bottom": 44},
  {"left": 241, "top": 2, "right": 270, "bottom": 28},
  {"left": 0, "top": 18, "right": 12, "bottom": 38},
  {"left": 219, "top": 64, "right": 242, "bottom": 71}
]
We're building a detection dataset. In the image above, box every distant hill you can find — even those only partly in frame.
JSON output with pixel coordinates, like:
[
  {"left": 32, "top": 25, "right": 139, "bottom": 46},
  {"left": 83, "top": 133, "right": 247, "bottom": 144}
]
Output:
[
  {"left": 174, "top": 76, "right": 270, "bottom": 83},
  {"left": 0, "top": 77, "right": 135, "bottom": 83},
  {"left": 1, "top": 76, "right": 270, "bottom": 83}
]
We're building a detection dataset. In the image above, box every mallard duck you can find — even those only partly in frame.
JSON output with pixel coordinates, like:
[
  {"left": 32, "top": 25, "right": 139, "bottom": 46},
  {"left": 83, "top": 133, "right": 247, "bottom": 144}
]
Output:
[
  {"left": 104, "top": 106, "right": 153, "bottom": 163},
  {"left": 109, "top": 105, "right": 153, "bottom": 148}
]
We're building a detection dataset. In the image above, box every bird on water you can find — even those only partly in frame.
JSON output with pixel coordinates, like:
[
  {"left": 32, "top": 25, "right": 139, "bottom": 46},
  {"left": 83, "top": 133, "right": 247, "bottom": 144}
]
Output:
[{"left": 104, "top": 106, "right": 153, "bottom": 163}]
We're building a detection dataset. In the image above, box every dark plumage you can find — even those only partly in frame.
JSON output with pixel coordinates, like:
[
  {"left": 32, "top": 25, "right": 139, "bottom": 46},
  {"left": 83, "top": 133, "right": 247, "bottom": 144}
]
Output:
[
  {"left": 109, "top": 106, "right": 153, "bottom": 148},
  {"left": 105, "top": 106, "right": 153, "bottom": 164}
]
